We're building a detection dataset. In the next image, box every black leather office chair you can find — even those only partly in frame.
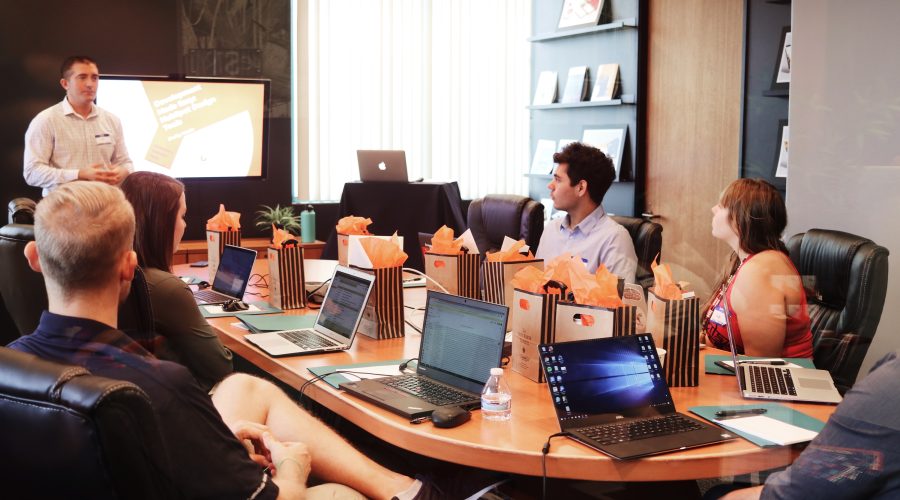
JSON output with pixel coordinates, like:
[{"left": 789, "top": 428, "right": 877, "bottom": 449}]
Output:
[
  {"left": 0, "top": 223, "right": 155, "bottom": 344},
  {"left": 0, "top": 224, "right": 46, "bottom": 340},
  {"left": 467, "top": 194, "right": 544, "bottom": 254},
  {"left": 8, "top": 197, "right": 36, "bottom": 225},
  {"left": 610, "top": 215, "right": 663, "bottom": 291},
  {"left": 787, "top": 229, "right": 889, "bottom": 394},
  {"left": 0, "top": 346, "right": 175, "bottom": 499}
]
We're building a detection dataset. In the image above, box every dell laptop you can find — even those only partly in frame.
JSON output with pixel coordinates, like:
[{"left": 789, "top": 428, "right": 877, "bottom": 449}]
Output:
[
  {"left": 244, "top": 266, "right": 375, "bottom": 357},
  {"left": 722, "top": 295, "right": 842, "bottom": 404},
  {"left": 357, "top": 150, "right": 409, "bottom": 182},
  {"left": 193, "top": 245, "right": 257, "bottom": 305},
  {"left": 340, "top": 291, "right": 509, "bottom": 420},
  {"left": 539, "top": 335, "right": 735, "bottom": 460}
]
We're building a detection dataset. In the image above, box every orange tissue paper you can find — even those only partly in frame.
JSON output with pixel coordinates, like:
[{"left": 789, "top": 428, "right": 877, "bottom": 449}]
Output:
[
  {"left": 486, "top": 239, "right": 534, "bottom": 262},
  {"left": 510, "top": 265, "right": 547, "bottom": 294},
  {"left": 270, "top": 224, "right": 298, "bottom": 249},
  {"left": 429, "top": 225, "right": 464, "bottom": 255},
  {"left": 360, "top": 234, "right": 408, "bottom": 268},
  {"left": 577, "top": 264, "right": 623, "bottom": 308},
  {"left": 336, "top": 216, "right": 372, "bottom": 235},
  {"left": 206, "top": 204, "right": 241, "bottom": 231},
  {"left": 651, "top": 258, "right": 683, "bottom": 300}
]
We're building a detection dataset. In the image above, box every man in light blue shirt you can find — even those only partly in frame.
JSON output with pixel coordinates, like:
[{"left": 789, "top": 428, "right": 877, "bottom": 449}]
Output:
[{"left": 535, "top": 142, "right": 637, "bottom": 283}]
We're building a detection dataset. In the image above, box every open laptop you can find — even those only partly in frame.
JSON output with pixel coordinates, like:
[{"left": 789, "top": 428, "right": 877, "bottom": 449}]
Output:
[
  {"left": 244, "top": 266, "right": 375, "bottom": 357},
  {"left": 357, "top": 150, "right": 409, "bottom": 182},
  {"left": 340, "top": 291, "right": 509, "bottom": 420},
  {"left": 539, "top": 335, "right": 735, "bottom": 460},
  {"left": 193, "top": 245, "right": 257, "bottom": 305},
  {"left": 722, "top": 294, "right": 842, "bottom": 404}
]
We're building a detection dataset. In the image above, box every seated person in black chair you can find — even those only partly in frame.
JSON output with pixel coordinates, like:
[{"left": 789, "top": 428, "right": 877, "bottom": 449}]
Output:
[
  {"left": 121, "top": 171, "right": 233, "bottom": 391},
  {"left": 535, "top": 142, "right": 638, "bottom": 283},
  {"left": 8, "top": 181, "right": 440, "bottom": 500},
  {"left": 714, "top": 350, "right": 900, "bottom": 500}
]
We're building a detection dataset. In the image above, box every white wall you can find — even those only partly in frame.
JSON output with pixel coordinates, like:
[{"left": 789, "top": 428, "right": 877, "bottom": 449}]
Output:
[{"left": 787, "top": 0, "right": 900, "bottom": 378}]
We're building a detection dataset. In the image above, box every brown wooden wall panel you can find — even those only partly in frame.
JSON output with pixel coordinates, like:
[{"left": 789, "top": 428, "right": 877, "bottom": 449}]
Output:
[{"left": 645, "top": 0, "right": 744, "bottom": 300}]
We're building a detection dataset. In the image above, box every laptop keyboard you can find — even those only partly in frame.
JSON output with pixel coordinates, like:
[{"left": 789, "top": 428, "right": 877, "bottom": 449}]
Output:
[
  {"left": 277, "top": 329, "right": 338, "bottom": 349},
  {"left": 580, "top": 414, "right": 704, "bottom": 446},
  {"left": 194, "top": 289, "right": 232, "bottom": 303},
  {"left": 749, "top": 365, "right": 797, "bottom": 396},
  {"left": 381, "top": 374, "right": 475, "bottom": 407}
]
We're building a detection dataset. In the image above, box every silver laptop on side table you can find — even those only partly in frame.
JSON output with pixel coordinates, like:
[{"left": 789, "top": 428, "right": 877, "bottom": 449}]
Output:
[{"left": 357, "top": 150, "right": 409, "bottom": 182}]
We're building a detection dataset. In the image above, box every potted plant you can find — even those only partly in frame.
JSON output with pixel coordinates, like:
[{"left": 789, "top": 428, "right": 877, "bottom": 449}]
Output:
[{"left": 255, "top": 204, "right": 301, "bottom": 239}]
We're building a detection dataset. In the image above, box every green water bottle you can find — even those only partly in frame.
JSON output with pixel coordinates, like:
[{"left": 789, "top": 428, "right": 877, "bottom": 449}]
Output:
[{"left": 300, "top": 204, "right": 316, "bottom": 243}]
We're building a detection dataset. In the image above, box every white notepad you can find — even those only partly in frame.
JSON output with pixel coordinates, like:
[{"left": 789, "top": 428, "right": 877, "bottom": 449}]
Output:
[{"left": 717, "top": 415, "right": 819, "bottom": 445}]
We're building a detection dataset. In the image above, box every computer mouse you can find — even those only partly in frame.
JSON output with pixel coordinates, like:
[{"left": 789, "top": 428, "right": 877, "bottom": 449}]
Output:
[
  {"left": 223, "top": 299, "right": 250, "bottom": 312},
  {"left": 431, "top": 406, "right": 471, "bottom": 428}
]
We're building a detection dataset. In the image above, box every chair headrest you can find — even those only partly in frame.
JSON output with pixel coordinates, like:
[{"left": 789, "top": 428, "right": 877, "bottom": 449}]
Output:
[
  {"left": 788, "top": 229, "right": 880, "bottom": 308},
  {"left": 8, "top": 198, "right": 36, "bottom": 225},
  {"left": 481, "top": 195, "right": 529, "bottom": 239},
  {"left": 0, "top": 347, "right": 144, "bottom": 412},
  {"left": 0, "top": 223, "right": 36, "bottom": 242}
]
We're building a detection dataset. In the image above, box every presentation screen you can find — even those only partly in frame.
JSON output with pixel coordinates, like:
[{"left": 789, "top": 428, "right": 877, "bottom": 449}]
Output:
[{"left": 97, "top": 76, "right": 269, "bottom": 179}]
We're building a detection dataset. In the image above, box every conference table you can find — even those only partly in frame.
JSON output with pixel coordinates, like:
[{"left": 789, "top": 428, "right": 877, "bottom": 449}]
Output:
[{"left": 177, "top": 260, "right": 837, "bottom": 482}]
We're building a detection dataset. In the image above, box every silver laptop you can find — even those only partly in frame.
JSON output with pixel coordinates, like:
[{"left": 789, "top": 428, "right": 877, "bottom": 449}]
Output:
[
  {"left": 244, "top": 266, "right": 375, "bottom": 357},
  {"left": 357, "top": 150, "right": 409, "bottom": 182},
  {"left": 723, "top": 294, "right": 841, "bottom": 404},
  {"left": 193, "top": 245, "right": 257, "bottom": 305}
]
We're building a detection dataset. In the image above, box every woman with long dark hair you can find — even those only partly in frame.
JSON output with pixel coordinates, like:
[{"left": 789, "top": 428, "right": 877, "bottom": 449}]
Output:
[
  {"left": 702, "top": 178, "right": 813, "bottom": 358},
  {"left": 121, "top": 171, "right": 232, "bottom": 389}
]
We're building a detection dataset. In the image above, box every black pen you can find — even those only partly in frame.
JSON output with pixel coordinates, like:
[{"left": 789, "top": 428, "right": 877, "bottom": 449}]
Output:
[
  {"left": 715, "top": 408, "right": 768, "bottom": 418},
  {"left": 738, "top": 360, "right": 786, "bottom": 366}
]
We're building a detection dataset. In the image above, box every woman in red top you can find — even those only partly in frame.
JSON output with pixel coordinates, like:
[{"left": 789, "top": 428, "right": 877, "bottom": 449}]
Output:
[{"left": 702, "top": 179, "right": 814, "bottom": 358}]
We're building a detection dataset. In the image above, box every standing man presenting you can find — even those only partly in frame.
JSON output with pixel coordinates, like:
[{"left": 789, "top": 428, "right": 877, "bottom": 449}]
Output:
[
  {"left": 24, "top": 56, "right": 132, "bottom": 196},
  {"left": 536, "top": 142, "right": 638, "bottom": 283}
]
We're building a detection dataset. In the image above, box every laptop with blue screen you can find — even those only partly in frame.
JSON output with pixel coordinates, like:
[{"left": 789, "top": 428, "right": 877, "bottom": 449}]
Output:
[
  {"left": 539, "top": 335, "right": 734, "bottom": 459},
  {"left": 193, "top": 245, "right": 257, "bottom": 304}
]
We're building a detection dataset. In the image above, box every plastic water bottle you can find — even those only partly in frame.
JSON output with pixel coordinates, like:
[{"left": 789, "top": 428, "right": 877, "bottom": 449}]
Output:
[
  {"left": 481, "top": 367, "right": 512, "bottom": 421},
  {"left": 300, "top": 204, "right": 316, "bottom": 243}
]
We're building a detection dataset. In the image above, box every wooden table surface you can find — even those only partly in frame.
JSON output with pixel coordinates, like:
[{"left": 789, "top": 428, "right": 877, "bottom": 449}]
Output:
[{"left": 176, "top": 261, "right": 837, "bottom": 481}]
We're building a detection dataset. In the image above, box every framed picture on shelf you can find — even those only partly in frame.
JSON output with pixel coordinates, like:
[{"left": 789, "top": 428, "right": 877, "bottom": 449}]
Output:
[
  {"left": 770, "top": 26, "right": 791, "bottom": 91},
  {"left": 582, "top": 124, "right": 627, "bottom": 178},
  {"left": 774, "top": 120, "right": 789, "bottom": 178},
  {"left": 557, "top": 0, "right": 605, "bottom": 30}
]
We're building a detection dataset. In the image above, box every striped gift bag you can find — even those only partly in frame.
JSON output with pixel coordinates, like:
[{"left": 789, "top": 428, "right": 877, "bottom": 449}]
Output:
[
  {"left": 647, "top": 291, "right": 701, "bottom": 387},
  {"left": 354, "top": 266, "right": 405, "bottom": 339},
  {"left": 424, "top": 252, "right": 481, "bottom": 299},
  {"left": 267, "top": 245, "right": 306, "bottom": 310},
  {"left": 482, "top": 259, "right": 543, "bottom": 310},
  {"left": 510, "top": 288, "right": 560, "bottom": 383},
  {"left": 612, "top": 305, "right": 638, "bottom": 337}
]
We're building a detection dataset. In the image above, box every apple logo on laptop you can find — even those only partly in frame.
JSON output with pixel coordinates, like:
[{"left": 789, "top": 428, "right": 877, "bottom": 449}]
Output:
[{"left": 378, "top": 161, "right": 387, "bottom": 171}]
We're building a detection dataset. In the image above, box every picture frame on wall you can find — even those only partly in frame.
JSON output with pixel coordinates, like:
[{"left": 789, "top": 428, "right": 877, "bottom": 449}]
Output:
[
  {"left": 774, "top": 120, "right": 789, "bottom": 178},
  {"left": 582, "top": 124, "right": 627, "bottom": 178},
  {"left": 557, "top": 0, "right": 605, "bottom": 30},
  {"left": 770, "top": 26, "right": 791, "bottom": 91}
]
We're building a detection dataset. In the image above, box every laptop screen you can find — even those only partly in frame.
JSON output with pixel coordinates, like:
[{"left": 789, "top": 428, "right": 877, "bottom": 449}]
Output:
[
  {"left": 316, "top": 268, "right": 373, "bottom": 339},
  {"left": 721, "top": 294, "right": 747, "bottom": 390},
  {"left": 212, "top": 245, "right": 257, "bottom": 298},
  {"left": 539, "top": 334, "right": 674, "bottom": 425},
  {"left": 417, "top": 291, "right": 508, "bottom": 394}
]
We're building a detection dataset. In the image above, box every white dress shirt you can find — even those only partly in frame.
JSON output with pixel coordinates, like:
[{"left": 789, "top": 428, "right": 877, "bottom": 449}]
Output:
[
  {"left": 536, "top": 205, "right": 638, "bottom": 284},
  {"left": 23, "top": 97, "right": 133, "bottom": 196}
]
